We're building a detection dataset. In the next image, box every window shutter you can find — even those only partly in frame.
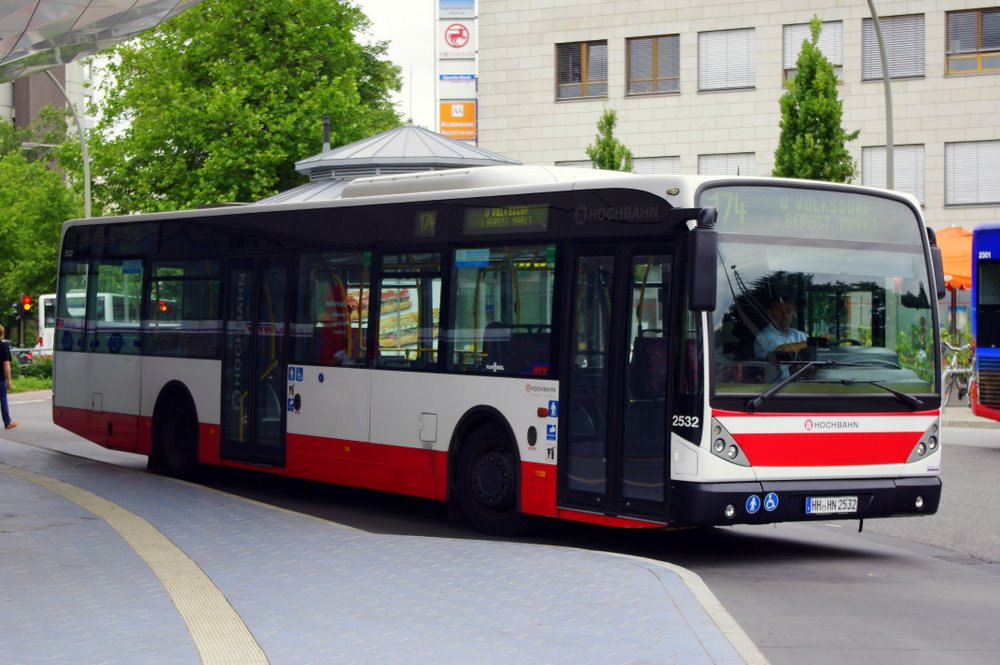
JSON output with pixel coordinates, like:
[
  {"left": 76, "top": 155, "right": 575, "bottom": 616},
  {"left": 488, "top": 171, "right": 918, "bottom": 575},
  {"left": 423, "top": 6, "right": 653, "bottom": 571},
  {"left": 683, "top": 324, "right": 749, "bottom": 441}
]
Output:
[
  {"left": 633, "top": 157, "right": 681, "bottom": 175},
  {"left": 783, "top": 21, "right": 843, "bottom": 68},
  {"left": 947, "top": 11, "right": 979, "bottom": 54},
  {"left": 862, "top": 145, "right": 925, "bottom": 204},
  {"left": 698, "top": 153, "right": 755, "bottom": 176},
  {"left": 946, "top": 141, "right": 1000, "bottom": 205},
  {"left": 863, "top": 15, "right": 925, "bottom": 80},
  {"left": 699, "top": 29, "right": 755, "bottom": 91}
]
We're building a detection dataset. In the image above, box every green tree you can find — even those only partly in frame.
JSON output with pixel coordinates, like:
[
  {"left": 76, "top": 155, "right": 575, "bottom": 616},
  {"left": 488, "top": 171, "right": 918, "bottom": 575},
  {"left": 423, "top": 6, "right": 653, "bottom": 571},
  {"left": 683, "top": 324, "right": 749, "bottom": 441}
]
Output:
[
  {"left": 773, "top": 17, "right": 859, "bottom": 182},
  {"left": 0, "top": 107, "right": 71, "bottom": 162},
  {"left": 87, "top": 0, "right": 402, "bottom": 213},
  {"left": 586, "top": 109, "right": 634, "bottom": 172},
  {"left": 0, "top": 150, "right": 82, "bottom": 335}
]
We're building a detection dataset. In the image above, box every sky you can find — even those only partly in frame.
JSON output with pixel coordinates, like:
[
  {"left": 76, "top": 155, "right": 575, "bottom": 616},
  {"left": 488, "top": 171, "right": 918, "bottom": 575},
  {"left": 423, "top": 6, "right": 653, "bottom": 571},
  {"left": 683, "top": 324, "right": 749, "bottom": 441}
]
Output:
[{"left": 354, "top": 0, "right": 437, "bottom": 129}]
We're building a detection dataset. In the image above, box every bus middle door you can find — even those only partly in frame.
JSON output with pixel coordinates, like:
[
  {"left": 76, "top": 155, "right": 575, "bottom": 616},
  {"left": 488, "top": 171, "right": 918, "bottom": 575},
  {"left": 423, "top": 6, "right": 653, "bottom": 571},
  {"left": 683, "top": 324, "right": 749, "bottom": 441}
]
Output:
[{"left": 221, "top": 254, "right": 291, "bottom": 465}]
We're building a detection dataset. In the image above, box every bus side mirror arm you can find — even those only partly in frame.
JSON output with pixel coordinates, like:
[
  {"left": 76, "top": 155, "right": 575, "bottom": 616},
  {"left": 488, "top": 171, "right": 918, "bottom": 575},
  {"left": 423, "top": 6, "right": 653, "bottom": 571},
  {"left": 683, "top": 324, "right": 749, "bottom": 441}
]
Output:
[{"left": 686, "top": 207, "right": 718, "bottom": 312}]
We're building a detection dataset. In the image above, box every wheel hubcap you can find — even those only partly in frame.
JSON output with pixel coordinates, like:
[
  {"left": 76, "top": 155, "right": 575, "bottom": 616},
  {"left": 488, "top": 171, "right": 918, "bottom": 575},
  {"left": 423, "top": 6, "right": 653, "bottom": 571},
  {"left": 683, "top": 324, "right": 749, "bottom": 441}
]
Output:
[{"left": 472, "top": 450, "right": 513, "bottom": 507}]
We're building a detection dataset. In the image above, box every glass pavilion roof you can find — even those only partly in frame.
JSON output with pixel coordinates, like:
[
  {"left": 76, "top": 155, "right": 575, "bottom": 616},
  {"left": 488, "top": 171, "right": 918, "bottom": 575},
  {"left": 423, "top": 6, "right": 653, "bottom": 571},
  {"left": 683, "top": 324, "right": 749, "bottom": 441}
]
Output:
[{"left": 1, "top": 0, "right": 202, "bottom": 81}]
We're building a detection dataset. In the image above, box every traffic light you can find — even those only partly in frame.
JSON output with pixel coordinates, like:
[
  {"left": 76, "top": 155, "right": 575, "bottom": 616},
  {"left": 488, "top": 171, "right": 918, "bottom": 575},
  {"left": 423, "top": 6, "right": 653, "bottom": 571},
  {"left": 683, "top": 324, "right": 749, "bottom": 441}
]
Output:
[{"left": 20, "top": 294, "right": 32, "bottom": 316}]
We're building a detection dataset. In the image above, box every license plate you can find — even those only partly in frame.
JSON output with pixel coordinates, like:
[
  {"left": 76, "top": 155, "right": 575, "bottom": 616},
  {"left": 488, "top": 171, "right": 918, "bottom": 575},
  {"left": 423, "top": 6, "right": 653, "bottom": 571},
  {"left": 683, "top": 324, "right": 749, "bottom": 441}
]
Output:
[{"left": 805, "top": 495, "right": 858, "bottom": 515}]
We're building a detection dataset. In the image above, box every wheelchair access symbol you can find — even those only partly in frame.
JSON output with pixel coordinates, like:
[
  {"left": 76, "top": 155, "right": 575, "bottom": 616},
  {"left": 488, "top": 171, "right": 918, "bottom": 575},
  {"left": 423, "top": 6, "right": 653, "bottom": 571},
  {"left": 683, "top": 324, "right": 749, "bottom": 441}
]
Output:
[{"left": 764, "top": 492, "right": 780, "bottom": 512}]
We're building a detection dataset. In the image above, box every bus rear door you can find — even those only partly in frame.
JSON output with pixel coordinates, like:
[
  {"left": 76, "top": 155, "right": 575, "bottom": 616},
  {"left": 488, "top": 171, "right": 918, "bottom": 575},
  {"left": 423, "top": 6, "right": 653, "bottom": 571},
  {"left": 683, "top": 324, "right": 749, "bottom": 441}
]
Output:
[{"left": 220, "top": 254, "right": 291, "bottom": 465}]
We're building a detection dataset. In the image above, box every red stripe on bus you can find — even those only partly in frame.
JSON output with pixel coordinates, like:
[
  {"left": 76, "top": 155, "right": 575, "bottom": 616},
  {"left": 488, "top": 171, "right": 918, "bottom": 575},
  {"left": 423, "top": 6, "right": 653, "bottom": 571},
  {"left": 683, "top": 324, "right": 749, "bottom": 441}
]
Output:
[
  {"left": 53, "top": 404, "right": 141, "bottom": 453},
  {"left": 734, "top": 431, "right": 919, "bottom": 466},
  {"left": 270, "top": 433, "right": 450, "bottom": 501},
  {"left": 520, "top": 461, "right": 557, "bottom": 517}
]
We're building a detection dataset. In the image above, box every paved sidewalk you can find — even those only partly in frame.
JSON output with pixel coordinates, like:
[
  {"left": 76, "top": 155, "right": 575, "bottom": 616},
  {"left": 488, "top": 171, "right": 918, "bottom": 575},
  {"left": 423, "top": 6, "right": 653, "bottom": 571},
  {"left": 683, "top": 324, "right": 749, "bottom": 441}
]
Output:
[
  {"left": 0, "top": 436, "right": 760, "bottom": 665},
  {"left": 941, "top": 403, "right": 1000, "bottom": 429}
]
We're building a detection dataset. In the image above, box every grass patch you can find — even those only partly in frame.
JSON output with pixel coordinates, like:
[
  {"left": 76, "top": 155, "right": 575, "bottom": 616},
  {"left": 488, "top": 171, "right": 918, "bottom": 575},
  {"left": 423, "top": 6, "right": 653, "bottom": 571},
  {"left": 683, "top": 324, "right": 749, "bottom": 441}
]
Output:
[{"left": 12, "top": 376, "right": 51, "bottom": 393}]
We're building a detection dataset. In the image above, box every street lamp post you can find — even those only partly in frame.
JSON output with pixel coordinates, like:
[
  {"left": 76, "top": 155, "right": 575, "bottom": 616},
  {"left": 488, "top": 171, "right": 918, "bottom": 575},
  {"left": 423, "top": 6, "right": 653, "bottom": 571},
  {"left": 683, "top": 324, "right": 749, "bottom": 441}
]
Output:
[
  {"left": 866, "top": 0, "right": 894, "bottom": 190},
  {"left": 43, "top": 69, "right": 91, "bottom": 217}
]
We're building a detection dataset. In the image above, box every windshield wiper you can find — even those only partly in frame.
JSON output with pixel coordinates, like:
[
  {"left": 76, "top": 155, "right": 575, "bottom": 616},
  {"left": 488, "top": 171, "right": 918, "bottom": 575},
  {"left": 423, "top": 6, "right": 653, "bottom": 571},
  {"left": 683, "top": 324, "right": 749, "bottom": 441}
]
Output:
[
  {"left": 832, "top": 379, "right": 924, "bottom": 410},
  {"left": 745, "top": 360, "right": 829, "bottom": 413}
]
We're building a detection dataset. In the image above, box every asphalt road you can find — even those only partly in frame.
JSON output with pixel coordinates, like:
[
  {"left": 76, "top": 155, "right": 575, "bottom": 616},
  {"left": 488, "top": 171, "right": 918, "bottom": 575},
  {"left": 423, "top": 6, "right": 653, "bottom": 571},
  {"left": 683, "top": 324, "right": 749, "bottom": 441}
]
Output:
[{"left": 9, "top": 393, "right": 1000, "bottom": 665}]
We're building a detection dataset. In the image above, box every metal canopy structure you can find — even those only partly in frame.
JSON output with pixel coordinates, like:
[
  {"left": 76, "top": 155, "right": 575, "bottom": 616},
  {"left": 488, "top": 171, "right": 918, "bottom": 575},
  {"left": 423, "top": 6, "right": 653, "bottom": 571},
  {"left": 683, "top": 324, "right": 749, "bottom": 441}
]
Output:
[
  {"left": 259, "top": 124, "right": 521, "bottom": 205},
  {"left": 0, "top": 0, "right": 203, "bottom": 82}
]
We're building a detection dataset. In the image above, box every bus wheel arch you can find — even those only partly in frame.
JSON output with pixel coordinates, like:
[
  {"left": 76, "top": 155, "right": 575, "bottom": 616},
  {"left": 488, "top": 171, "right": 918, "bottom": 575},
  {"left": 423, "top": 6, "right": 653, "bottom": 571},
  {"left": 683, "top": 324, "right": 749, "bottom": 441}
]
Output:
[
  {"left": 451, "top": 410, "right": 527, "bottom": 536},
  {"left": 149, "top": 382, "right": 199, "bottom": 477}
]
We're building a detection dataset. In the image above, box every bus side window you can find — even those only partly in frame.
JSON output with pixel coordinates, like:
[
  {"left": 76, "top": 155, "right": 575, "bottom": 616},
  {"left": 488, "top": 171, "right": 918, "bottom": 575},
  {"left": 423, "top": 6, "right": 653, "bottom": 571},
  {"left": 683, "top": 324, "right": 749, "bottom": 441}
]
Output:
[
  {"left": 446, "top": 245, "right": 557, "bottom": 375},
  {"left": 293, "top": 252, "right": 370, "bottom": 368}
]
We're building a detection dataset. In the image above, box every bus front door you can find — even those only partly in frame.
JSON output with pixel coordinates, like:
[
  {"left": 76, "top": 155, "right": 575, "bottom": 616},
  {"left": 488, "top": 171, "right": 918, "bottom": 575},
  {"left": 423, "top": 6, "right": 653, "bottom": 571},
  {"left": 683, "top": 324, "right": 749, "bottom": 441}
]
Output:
[
  {"left": 562, "top": 247, "right": 673, "bottom": 521},
  {"left": 221, "top": 254, "right": 291, "bottom": 465}
]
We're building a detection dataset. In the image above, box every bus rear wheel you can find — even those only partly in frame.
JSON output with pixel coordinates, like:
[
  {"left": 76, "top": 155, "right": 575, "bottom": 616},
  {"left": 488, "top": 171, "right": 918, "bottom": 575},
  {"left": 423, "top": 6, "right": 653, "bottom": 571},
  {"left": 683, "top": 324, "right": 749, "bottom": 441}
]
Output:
[
  {"left": 457, "top": 425, "right": 527, "bottom": 536},
  {"left": 150, "top": 394, "right": 198, "bottom": 477}
]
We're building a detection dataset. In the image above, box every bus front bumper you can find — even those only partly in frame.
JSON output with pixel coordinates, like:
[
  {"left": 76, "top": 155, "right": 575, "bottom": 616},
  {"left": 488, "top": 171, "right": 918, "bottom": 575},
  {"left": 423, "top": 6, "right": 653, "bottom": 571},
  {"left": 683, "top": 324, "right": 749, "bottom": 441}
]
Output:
[{"left": 671, "top": 476, "right": 941, "bottom": 527}]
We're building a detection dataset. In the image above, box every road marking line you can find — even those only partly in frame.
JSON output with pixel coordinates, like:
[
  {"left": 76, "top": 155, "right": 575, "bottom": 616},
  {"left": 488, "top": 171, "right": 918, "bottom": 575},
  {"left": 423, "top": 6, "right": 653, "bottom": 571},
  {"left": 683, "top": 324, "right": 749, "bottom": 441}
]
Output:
[{"left": 0, "top": 463, "right": 269, "bottom": 665}]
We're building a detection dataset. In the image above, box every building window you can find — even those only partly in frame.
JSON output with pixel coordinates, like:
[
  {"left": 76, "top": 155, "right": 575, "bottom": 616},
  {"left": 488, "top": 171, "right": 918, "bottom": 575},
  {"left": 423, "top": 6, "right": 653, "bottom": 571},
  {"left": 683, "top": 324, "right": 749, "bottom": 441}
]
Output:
[
  {"left": 783, "top": 21, "right": 843, "bottom": 81},
  {"left": 698, "top": 28, "right": 755, "bottom": 91},
  {"left": 627, "top": 35, "right": 680, "bottom": 95},
  {"left": 946, "top": 9, "right": 1000, "bottom": 75},
  {"left": 945, "top": 141, "right": 1000, "bottom": 206},
  {"left": 633, "top": 156, "right": 681, "bottom": 175},
  {"left": 862, "top": 145, "right": 925, "bottom": 205},
  {"left": 862, "top": 15, "right": 925, "bottom": 80},
  {"left": 698, "top": 153, "right": 755, "bottom": 176},
  {"left": 557, "top": 41, "right": 608, "bottom": 100}
]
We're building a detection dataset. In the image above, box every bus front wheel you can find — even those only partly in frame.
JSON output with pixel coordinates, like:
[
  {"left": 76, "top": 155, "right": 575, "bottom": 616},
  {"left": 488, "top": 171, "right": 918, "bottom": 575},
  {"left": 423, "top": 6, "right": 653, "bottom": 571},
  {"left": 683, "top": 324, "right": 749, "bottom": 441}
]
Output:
[
  {"left": 150, "top": 393, "right": 198, "bottom": 477},
  {"left": 456, "top": 425, "right": 527, "bottom": 536}
]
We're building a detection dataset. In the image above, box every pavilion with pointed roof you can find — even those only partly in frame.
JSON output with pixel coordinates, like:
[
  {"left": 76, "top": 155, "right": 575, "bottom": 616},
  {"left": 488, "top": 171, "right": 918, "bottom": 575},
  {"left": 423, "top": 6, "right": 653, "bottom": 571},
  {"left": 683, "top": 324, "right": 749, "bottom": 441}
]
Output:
[{"left": 258, "top": 124, "right": 521, "bottom": 204}]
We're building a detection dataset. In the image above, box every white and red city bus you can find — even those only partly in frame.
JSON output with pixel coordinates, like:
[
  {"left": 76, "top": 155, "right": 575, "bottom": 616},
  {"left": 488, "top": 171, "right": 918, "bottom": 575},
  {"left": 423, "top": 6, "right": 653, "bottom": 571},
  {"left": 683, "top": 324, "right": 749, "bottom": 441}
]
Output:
[{"left": 52, "top": 166, "right": 946, "bottom": 534}]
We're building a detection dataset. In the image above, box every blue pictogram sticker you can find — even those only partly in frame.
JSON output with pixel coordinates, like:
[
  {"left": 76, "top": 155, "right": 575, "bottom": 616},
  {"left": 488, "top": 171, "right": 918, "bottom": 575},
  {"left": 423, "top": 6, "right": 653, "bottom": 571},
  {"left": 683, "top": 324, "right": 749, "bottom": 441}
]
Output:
[
  {"left": 287, "top": 398, "right": 295, "bottom": 412},
  {"left": 764, "top": 492, "right": 779, "bottom": 512},
  {"left": 108, "top": 332, "right": 124, "bottom": 353},
  {"left": 548, "top": 400, "right": 559, "bottom": 417},
  {"left": 288, "top": 367, "right": 296, "bottom": 381},
  {"left": 296, "top": 367, "right": 303, "bottom": 381},
  {"left": 318, "top": 373, "right": 325, "bottom": 383},
  {"left": 745, "top": 495, "right": 761, "bottom": 514},
  {"left": 546, "top": 424, "right": 557, "bottom": 441}
]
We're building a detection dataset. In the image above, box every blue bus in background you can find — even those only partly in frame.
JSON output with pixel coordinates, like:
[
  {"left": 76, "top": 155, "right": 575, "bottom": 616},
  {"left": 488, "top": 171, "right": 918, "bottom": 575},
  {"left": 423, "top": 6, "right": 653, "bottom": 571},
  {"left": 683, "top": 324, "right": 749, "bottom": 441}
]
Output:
[{"left": 972, "top": 223, "right": 1000, "bottom": 422}]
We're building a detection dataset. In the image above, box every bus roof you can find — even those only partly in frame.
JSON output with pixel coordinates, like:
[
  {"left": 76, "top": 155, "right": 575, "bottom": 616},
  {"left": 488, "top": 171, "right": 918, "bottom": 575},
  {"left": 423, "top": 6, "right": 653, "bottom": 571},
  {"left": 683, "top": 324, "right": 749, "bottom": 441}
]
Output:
[{"left": 59, "top": 164, "right": 923, "bottom": 229}]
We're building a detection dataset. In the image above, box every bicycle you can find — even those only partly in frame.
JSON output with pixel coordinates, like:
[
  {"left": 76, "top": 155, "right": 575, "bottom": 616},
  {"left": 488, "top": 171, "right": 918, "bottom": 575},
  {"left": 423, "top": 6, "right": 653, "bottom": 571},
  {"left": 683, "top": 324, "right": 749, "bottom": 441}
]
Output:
[{"left": 941, "top": 341, "right": 972, "bottom": 407}]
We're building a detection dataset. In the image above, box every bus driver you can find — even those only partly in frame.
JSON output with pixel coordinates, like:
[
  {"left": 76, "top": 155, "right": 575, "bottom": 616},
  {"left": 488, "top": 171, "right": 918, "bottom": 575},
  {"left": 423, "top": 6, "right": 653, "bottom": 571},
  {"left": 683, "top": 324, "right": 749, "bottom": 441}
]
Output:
[{"left": 754, "top": 296, "right": 808, "bottom": 360}]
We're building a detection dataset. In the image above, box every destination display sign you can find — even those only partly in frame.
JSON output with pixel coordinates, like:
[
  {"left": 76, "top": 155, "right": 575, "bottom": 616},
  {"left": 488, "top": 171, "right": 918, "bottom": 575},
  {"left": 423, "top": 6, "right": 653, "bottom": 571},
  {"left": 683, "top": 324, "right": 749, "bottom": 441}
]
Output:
[
  {"left": 699, "top": 186, "right": 918, "bottom": 244},
  {"left": 464, "top": 205, "right": 549, "bottom": 235}
]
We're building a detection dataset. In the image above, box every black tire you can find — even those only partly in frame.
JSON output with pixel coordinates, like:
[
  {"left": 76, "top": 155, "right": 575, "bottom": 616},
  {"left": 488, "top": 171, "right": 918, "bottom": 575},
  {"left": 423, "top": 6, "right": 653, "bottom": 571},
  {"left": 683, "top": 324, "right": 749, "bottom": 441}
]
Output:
[
  {"left": 149, "top": 394, "right": 199, "bottom": 477},
  {"left": 456, "top": 424, "right": 527, "bottom": 536}
]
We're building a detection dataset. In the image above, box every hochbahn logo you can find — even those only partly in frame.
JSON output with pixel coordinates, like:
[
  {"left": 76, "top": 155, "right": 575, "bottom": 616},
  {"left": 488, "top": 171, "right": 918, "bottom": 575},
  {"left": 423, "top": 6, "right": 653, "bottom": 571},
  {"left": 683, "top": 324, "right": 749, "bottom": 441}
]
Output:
[
  {"left": 525, "top": 384, "right": 557, "bottom": 395},
  {"left": 804, "top": 418, "right": 861, "bottom": 431},
  {"left": 574, "top": 204, "right": 661, "bottom": 224}
]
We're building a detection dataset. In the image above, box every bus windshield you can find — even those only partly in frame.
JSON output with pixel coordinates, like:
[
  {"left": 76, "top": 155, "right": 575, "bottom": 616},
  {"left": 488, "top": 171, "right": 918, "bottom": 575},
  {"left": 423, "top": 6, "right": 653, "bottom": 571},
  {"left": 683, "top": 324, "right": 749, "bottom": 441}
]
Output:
[{"left": 704, "top": 185, "right": 937, "bottom": 401}]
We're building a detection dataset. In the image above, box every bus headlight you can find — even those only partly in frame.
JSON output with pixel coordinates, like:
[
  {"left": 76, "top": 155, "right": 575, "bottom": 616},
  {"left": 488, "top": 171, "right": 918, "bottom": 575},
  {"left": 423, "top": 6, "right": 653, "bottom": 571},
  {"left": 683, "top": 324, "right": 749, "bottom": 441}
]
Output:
[
  {"left": 907, "top": 424, "right": 943, "bottom": 464},
  {"left": 709, "top": 419, "right": 751, "bottom": 467}
]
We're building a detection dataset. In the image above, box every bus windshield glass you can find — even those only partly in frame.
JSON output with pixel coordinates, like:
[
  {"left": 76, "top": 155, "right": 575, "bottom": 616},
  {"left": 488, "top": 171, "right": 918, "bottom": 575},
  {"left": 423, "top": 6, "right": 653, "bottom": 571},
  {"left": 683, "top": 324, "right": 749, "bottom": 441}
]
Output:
[{"left": 702, "top": 185, "right": 936, "bottom": 400}]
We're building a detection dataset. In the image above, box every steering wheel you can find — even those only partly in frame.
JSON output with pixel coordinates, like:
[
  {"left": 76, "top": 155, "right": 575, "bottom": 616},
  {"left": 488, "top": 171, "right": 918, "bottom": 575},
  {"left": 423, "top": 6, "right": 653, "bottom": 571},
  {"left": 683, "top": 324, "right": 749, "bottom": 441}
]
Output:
[{"left": 831, "top": 338, "right": 862, "bottom": 346}]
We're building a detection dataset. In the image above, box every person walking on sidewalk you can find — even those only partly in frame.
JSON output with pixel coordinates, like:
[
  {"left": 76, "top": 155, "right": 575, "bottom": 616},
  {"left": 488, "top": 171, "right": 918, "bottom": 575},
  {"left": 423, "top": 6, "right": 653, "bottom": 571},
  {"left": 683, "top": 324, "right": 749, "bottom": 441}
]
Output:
[{"left": 0, "top": 325, "right": 17, "bottom": 430}]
